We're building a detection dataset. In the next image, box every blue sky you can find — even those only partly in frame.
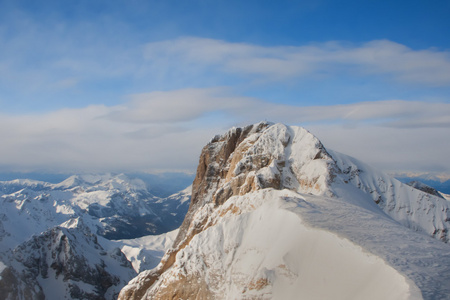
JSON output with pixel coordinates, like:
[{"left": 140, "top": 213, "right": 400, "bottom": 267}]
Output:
[{"left": 0, "top": 0, "right": 449, "bottom": 175}]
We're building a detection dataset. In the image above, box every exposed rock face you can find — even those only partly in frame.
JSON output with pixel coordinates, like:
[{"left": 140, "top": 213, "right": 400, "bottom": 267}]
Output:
[
  {"left": 0, "top": 266, "right": 45, "bottom": 300},
  {"left": 118, "top": 122, "right": 450, "bottom": 300}
]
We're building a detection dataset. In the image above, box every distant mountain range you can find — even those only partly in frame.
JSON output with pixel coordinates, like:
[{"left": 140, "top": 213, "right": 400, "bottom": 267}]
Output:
[
  {"left": 393, "top": 172, "right": 450, "bottom": 194},
  {"left": 0, "top": 173, "right": 191, "bottom": 299},
  {"left": 0, "top": 172, "right": 195, "bottom": 198}
]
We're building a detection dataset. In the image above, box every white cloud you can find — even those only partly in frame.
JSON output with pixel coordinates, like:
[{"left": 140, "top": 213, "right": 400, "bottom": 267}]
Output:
[
  {"left": 2, "top": 25, "right": 449, "bottom": 120},
  {"left": 0, "top": 88, "right": 448, "bottom": 174},
  {"left": 105, "top": 88, "right": 450, "bottom": 128},
  {"left": 1, "top": 7, "right": 447, "bottom": 176},
  {"left": 253, "top": 100, "right": 450, "bottom": 128},
  {"left": 106, "top": 87, "right": 260, "bottom": 123},
  {"left": 0, "top": 105, "right": 221, "bottom": 173},
  {"left": 309, "top": 125, "right": 450, "bottom": 173},
  {"left": 143, "top": 37, "right": 450, "bottom": 86}
]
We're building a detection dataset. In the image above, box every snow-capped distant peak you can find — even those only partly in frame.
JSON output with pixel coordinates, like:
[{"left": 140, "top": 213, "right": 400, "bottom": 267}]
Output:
[
  {"left": 3, "top": 178, "right": 49, "bottom": 186},
  {"left": 53, "top": 174, "right": 86, "bottom": 189},
  {"left": 52, "top": 173, "right": 148, "bottom": 193}
]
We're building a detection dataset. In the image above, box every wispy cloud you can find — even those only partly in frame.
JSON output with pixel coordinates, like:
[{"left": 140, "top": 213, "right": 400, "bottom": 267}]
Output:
[
  {"left": 144, "top": 37, "right": 450, "bottom": 86},
  {"left": 106, "top": 87, "right": 260, "bottom": 123},
  {"left": 103, "top": 88, "right": 450, "bottom": 128},
  {"left": 0, "top": 11, "right": 143, "bottom": 107},
  {"left": 2, "top": 19, "right": 449, "bottom": 115},
  {"left": 3, "top": 25, "right": 449, "bottom": 112},
  {"left": 257, "top": 100, "right": 450, "bottom": 128},
  {"left": 309, "top": 125, "right": 450, "bottom": 173}
]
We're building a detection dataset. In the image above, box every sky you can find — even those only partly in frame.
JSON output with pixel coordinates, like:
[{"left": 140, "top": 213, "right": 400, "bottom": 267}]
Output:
[{"left": 0, "top": 0, "right": 449, "bottom": 176}]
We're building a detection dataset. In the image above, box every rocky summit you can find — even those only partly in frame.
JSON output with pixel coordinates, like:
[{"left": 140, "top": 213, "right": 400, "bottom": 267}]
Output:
[{"left": 118, "top": 122, "right": 450, "bottom": 300}]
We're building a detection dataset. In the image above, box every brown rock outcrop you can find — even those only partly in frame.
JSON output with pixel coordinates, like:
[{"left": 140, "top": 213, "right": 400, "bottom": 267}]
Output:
[{"left": 118, "top": 122, "right": 274, "bottom": 300}]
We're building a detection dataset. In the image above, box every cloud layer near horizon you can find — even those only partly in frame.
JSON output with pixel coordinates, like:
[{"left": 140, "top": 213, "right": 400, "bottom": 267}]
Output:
[{"left": 1, "top": 88, "right": 449, "bottom": 174}]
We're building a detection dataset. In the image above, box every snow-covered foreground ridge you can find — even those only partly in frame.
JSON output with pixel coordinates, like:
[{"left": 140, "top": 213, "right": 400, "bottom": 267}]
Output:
[{"left": 119, "top": 122, "right": 450, "bottom": 300}]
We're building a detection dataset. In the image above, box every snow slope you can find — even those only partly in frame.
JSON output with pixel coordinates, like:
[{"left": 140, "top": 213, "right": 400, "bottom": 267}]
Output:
[
  {"left": 144, "top": 190, "right": 426, "bottom": 299},
  {"left": 119, "top": 122, "right": 450, "bottom": 300},
  {"left": 112, "top": 230, "right": 179, "bottom": 273}
]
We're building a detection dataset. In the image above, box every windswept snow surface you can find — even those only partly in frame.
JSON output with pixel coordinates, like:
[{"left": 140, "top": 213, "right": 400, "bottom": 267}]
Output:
[{"left": 148, "top": 189, "right": 432, "bottom": 299}]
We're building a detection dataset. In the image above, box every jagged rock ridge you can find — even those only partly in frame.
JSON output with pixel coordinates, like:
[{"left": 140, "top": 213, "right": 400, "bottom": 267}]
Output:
[{"left": 119, "top": 122, "right": 450, "bottom": 300}]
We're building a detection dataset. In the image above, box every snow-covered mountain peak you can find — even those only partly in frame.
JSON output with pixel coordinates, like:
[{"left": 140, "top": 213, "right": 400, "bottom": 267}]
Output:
[
  {"left": 118, "top": 122, "right": 353, "bottom": 299},
  {"left": 0, "top": 179, "right": 51, "bottom": 196},
  {"left": 119, "top": 122, "right": 450, "bottom": 300},
  {"left": 6, "top": 178, "right": 49, "bottom": 187},
  {"left": 193, "top": 122, "right": 334, "bottom": 209},
  {"left": 54, "top": 173, "right": 148, "bottom": 193}
]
